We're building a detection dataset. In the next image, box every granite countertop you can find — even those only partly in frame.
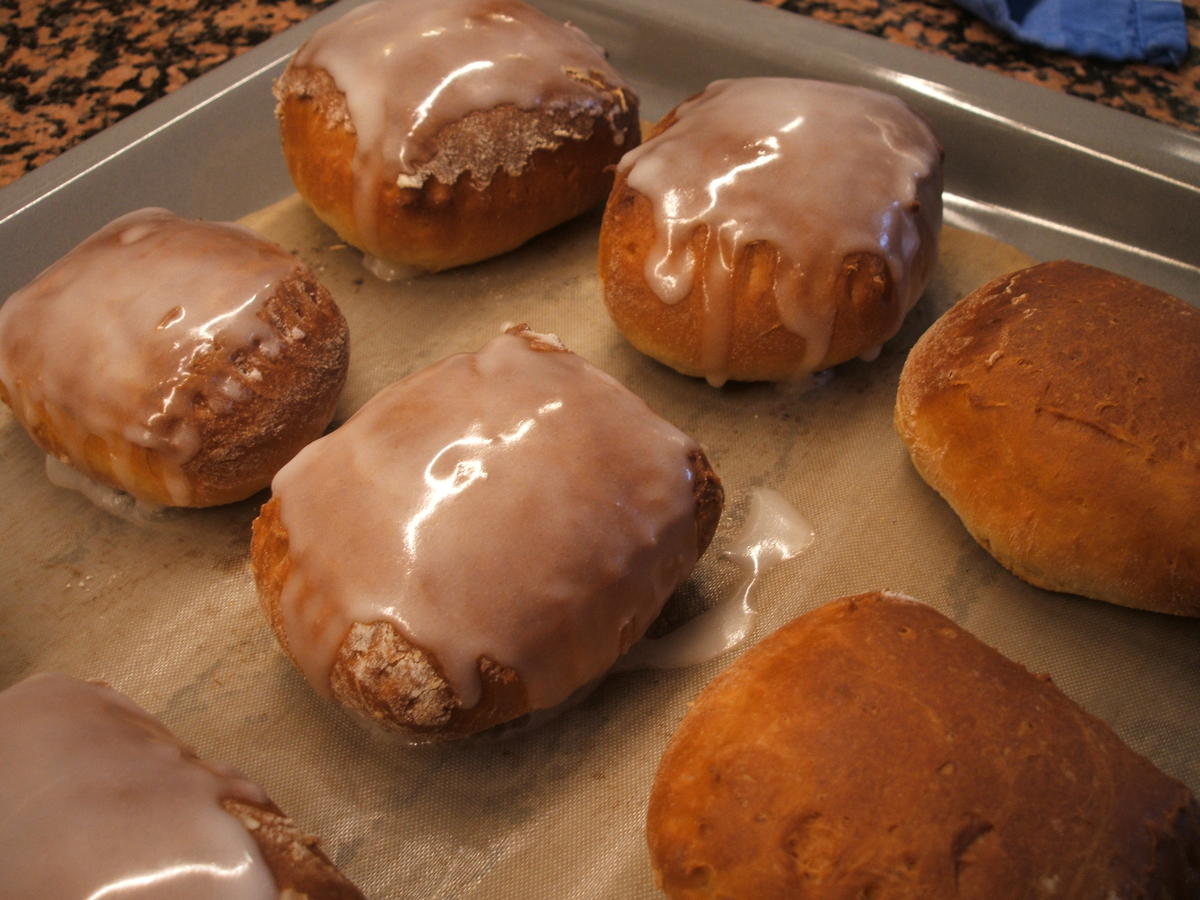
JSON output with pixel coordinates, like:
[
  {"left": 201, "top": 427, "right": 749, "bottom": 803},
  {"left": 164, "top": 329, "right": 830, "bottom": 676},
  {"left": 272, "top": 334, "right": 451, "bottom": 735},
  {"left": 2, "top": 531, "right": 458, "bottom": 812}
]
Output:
[{"left": 1, "top": 0, "right": 1197, "bottom": 190}]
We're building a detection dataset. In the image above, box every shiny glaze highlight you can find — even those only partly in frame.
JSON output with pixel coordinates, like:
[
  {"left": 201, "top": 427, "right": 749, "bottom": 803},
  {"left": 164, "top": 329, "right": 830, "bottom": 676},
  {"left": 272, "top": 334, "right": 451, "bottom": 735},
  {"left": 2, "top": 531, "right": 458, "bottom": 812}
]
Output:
[
  {"left": 270, "top": 330, "right": 702, "bottom": 713},
  {"left": 0, "top": 673, "right": 275, "bottom": 899}
]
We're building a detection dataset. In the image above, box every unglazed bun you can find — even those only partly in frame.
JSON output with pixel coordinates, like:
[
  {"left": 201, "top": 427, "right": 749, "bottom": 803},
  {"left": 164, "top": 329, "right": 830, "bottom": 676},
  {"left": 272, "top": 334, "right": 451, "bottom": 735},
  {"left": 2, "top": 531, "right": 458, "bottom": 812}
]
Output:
[
  {"left": 647, "top": 592, "right": 1200, "bottom": 899},
  {"left": 895, "top": 260, "right": 1200, "bottom": 616},
  {"left": 274, "top": 0, "right": 639, "bottom": 275},
  {"left": 251, "top": 325, "right": 722, "bottom": 739},
  {"left": 0, "top": 673, "right": 363, "bottom": 899},
  {"left": 599, "top": 77, "right": 942, "bottom": 386},
  {"left": 0, "top": 208, "right": 349, "bottom": 509}
]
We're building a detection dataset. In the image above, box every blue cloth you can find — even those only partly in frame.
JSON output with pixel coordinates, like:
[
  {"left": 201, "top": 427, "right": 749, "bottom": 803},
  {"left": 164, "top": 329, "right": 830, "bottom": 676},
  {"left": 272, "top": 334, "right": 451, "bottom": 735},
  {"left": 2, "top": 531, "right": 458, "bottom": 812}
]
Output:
[{"left": 953, "top": 0, "right": 1189, "bottom": 66}]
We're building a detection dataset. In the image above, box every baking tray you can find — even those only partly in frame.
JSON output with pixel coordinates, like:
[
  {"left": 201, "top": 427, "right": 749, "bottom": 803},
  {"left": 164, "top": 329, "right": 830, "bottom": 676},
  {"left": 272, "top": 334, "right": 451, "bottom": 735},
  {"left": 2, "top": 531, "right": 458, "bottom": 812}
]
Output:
[
  {"left": 2, "top": 1, "right": 1198, "bottom": 897},
  {"left": 3, "top": 0, "right": 1198, "bottom": 302}
]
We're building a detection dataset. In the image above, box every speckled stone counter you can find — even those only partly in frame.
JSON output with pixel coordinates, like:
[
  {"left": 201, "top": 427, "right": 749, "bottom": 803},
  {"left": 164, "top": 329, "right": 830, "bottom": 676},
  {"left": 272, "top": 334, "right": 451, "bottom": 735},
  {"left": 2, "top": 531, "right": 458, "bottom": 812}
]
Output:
[
  {"left": 0, "top": 0, "right": 338, "bottom": 186},
  {"left": 1, "top": 0, "right": 1197, "bottom": 189}
]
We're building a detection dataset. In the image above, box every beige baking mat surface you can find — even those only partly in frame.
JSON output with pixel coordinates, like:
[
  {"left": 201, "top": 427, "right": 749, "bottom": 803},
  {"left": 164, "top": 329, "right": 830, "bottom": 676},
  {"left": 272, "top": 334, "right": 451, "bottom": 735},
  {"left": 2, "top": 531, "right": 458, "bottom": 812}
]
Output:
[{"left": 2, "top": 198, "right": 1197, "bottom": 898}]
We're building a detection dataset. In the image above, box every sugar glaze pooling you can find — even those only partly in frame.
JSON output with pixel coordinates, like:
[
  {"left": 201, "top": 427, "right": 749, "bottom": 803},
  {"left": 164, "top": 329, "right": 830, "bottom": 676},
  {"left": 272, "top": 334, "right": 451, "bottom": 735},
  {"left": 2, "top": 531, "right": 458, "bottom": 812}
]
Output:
[
  {"left": 619, "top": 487, "right": 815, "bottom": 670},
  {"left": 619, "top": 78, "right": 942, "bottom": 386},
  {"left": 44, "top": 454, "right": 171, "bottom": 523}
]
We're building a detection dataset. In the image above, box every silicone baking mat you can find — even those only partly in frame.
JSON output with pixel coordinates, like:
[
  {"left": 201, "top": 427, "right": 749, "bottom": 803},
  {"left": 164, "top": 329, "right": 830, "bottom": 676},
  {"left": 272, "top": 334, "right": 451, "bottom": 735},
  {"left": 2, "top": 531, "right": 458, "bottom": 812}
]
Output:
[{"left": 1, "top": 1, "right": 1198, "bottom": 896}]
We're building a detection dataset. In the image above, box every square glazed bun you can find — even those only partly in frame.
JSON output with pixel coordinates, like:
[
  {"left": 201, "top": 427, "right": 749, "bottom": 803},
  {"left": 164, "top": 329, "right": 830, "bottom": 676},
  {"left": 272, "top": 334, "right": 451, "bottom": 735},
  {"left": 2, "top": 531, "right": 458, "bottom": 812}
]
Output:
[
  {"left": 251, "top": 326, "right": 722, "bottom": 739},
  {"left": 895, "top": 260, "right": 1200, "bottom": 615},
  {"left": 647, "top": 593, "right": 1200, "bottom": 898}
]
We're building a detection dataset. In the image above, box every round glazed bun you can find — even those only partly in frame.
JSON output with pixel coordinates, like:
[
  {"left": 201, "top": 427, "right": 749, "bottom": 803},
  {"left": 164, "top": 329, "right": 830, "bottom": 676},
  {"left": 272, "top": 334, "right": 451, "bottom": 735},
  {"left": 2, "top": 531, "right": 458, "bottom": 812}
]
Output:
[
  {"left": 0, "top": 207, "right": 349, "bottom": 510},
  {"left": 599, "top": 77, "right": 942, "bottom": 387},
  {"left": 0, "top": 673, "right": 363, "bottom": 898},
  {"left": 251, "top": 325, "right": 723, "bottom": 739},
  {"left": 895, "top": 260, "right": 1200, "bottom": 616},
  {"left": 274, "top": 0, "right": 639, "bottom": 275},
  {"left": 647, "top": 592, "right": 1200, "bottom": 898}
]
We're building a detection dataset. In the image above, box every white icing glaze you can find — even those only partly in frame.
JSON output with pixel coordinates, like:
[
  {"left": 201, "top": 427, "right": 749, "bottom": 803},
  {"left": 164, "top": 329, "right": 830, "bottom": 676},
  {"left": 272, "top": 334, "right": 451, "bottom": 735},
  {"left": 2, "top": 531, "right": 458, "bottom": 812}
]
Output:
[
  {"left": 618, "top": 487, "right": 814, "bottom": 670},
  {"left": 44, "top": 454, "right": 171, "bottom": 524},
  {"left": 291, "top": 0, "right": 632, "bottom": 250},
  {"left": 270, "top": 330, "right": 701, "bottom": 712},
  {"left": 859, "top": 344, "right": 883, "bottom": 363},
  {"left": 361, "top": 252, "right": 422, "bottom": 282},
  {"left": 619, "top": 77, "right": 942, "bottom": 386},
  {"left": 0, "top": 673, "right": 275, "bottom": 899},
  {"left": 0, "top": 208, "right": 300, "bottom": 505}
]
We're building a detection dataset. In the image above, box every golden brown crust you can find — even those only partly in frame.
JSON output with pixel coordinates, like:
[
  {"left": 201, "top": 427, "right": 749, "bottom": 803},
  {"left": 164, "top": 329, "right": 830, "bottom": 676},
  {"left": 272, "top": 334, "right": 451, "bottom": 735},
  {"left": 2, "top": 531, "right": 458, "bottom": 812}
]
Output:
[
  {"left": 222, "top": 798, "right": 364, "bottom": 899},
  {"left": 250, "top": 447, "right": 723, "bottom": 739},
  {"left": 275, "top": 66, "right": 639, "bottom": 272},
  {"left": 647, "top": 592, "right": 1200, "bottom": 899},
  {"left": 895, "top": 260, "right": 1200, "bottom": 615},
  {"left": 3, "top": 267, "right": 349, "bottom": 508},
  {"left": 597, "top": 112, "right": 939, "bottom": 383}
]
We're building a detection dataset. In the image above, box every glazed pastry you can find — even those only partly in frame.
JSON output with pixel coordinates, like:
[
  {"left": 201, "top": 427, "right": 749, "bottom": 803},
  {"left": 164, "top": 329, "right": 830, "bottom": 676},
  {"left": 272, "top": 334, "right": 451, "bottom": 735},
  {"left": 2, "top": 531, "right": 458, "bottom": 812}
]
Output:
[
  {"left": 0, "top": 207, "right": 349, "bottom": 509},
  {"left": 0, "top": 672, "right": 363, "bottom": 899},
  {"left": 647, "top": 592, "right": 1200, "bottom": 898},
  {"left": 251, "top": 325, "right": 722, "bottom": 739},
  {"left": 895, "top": 260, "right": 1200, "bottom": 615},
  {"left": 599, "top": 77, "right": 942, "bottom": 386},
  {"left": 274, "top": 0, "right": 639, "bottom": 275}
]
